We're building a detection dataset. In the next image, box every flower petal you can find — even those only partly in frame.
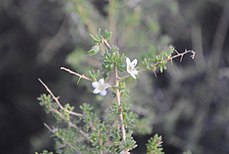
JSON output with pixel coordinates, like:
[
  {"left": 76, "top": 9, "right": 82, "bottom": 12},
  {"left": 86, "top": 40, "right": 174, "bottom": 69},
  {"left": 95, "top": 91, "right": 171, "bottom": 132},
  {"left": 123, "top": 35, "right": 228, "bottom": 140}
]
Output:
[
  {"left": 129, "top": 71, "right": 136, "bottom": 79},
  {"left": 126, "top": 57, "right": 131, "bottom": 65},
  {"left": 100, "top": 90, "right": 107, "bottom": 96},
  {"left": 126, "top": 65, "right": 131, "bottom": 74},
  {"left": 92, "top": 82, "right": 99, "bottom": 88},
  {"left": 133, "top": 69, "right": 138, "bottom": 75},
  {"left": 131, "top": 59, "right": 138, "bottom": 67},
  {"left": 93, "top": 88, "right": 100, "bottom": 94},
  {"left": 99, "top": 78, "right": 104, "bottom": 84}
]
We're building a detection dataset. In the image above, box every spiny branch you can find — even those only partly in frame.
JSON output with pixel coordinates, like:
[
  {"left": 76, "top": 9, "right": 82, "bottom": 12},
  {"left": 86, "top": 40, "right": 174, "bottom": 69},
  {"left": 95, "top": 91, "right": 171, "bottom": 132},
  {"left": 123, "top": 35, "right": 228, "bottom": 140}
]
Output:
[
  {"left": 42, "top": 100, "right": 90, "bottom": 141},
  {"left": 149, "top": 49, "right": 195, "bottom": 69},
  {"left": 60, "top": 67, "right": 92, "bottom": 81},
  {"left": 114, "top": 67, "right": 129, "bottom": 154},
  {"left": 173, "top": 49, "right": 195, "bottom": 62},
  {"left": 120, "top": 49, "right": 195, "bottom": 80},
  {"left": 38, "top": 78, "right": 83, "bottom": 117},
  {"left": 149, "top": 49, "right": 195, "bottom": 75},
  {"left": 38, "top": 79, "right": 90, "bottom": 140}
]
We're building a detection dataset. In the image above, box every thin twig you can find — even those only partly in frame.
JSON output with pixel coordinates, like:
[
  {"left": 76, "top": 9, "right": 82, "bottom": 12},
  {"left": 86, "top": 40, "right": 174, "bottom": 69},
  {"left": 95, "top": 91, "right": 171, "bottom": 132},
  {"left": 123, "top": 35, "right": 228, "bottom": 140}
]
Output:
[
  {"left": 68, "top": 121, "right": 90, "bottom": 141},
  {"left": 38, "top": 78, "right": 83, "bottom": 117},
  {"left": 44, "top": 123, "right": 58, "bottom": 133},
  {"left": 44, "top": 123, "right": 79, "bottom": 152},
  {"left": 102, "top": 38, "right": 112, "bottom": 50},
  {"left": 120, "top": 49, "right": 195, "bottom": 80},
  {"left": 150, "top": 49, "right": 195, "bottom": 69},
  {"left": 38, "top": 79, "right": 90, "bottom": 140},
  {"left": 43, "top": 101, "right": 90, "bottom": 141},
  {"left": 62, "top": 137, "right": 79, "bottom": 152},
  {"left": 60, "top": 67, "right": 92, "bottom": 81},
  {"left": 46, "top": 121, "right": 79, "bottom": 152},
  {"left": 114, "top": 67, "right": 129, "bottom": 154}
]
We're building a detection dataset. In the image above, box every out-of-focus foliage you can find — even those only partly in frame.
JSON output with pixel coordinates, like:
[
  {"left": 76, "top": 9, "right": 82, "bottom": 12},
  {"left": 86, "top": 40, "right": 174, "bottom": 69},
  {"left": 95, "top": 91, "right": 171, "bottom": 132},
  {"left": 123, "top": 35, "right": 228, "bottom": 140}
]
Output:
[
  {"left": 56, "top": 0, "right": 229, "bottom": 154},
  {"left": 153, "top": 1, "right": 229, "bottom": 154},
  {"left": 0, "top": 0, "right": 228, "bottom": 153},
  {"left": 61, "top": 0, "right": 229, "bottom": 153}
]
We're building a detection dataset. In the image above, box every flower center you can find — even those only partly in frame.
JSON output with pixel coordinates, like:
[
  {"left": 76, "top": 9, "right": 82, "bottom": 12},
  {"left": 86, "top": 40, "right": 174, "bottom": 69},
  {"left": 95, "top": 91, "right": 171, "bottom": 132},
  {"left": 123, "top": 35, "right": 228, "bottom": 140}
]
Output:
[
  {"left": 128, "top": 65, "right": 135, "bottom": 71},
  {"left": 98, "top": 84, "right": 105, "bottom": 91}
]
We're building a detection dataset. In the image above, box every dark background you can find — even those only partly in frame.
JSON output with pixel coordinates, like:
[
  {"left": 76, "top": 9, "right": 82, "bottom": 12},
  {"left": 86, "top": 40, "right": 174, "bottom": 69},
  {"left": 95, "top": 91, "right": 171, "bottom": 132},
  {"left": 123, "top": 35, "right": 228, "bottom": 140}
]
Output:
[{"left": 0, "top": 0, "right": 229, "bottom": 154}]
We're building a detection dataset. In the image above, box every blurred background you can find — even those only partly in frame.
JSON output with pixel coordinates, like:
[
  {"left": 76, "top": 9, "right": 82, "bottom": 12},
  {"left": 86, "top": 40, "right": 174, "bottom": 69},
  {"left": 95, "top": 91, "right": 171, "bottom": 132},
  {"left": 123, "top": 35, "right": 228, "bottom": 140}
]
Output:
[{"left": 0, "top": 0, "right": 229, "bottom": 154}]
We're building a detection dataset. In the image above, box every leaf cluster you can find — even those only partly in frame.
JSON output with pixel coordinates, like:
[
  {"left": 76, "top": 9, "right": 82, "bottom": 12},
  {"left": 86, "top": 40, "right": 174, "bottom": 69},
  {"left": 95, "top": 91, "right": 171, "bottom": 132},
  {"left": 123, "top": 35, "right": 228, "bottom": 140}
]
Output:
[
  {"left": 88, "top": 29, "right": 112, "bottom": 56},
  {"left": 102, "top": 48, "right": 125, "bottom": 72},
  {"left": 146, "top": 134, "right": 164, "bottom": 154},
  {"left": 37, "top": 94, "right": 138, "bottom": 154},
  {"left": 142, "top": 46, "right": 175, "bottom": 73}
]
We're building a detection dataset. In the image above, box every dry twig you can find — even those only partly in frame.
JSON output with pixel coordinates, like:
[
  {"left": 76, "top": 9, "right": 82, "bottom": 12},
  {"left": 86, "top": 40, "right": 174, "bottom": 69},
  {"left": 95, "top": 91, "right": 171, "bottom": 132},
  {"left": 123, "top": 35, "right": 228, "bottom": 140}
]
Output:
[
  {"left": 60, "top": 67, "right": 92, "bottom": 81},
  {"left": 114, "top": 67, "right": 129, "bottom": 154},
  {"left": 38, "top": 78, "right": 83, "bottom": 117}
]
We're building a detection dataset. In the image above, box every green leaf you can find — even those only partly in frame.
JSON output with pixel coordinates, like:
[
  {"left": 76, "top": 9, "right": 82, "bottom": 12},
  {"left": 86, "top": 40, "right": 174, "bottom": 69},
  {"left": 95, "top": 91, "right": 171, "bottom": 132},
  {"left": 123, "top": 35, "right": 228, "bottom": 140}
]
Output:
[
  {"left": 103, "top": 29, "right": 112, "bottom": 41},
  {"left": 90, "top": 34, "right": 101, "bottom": 44},
  {"left": 88, "top": 44, "right": 100, "bottom": 56},
  {"left": 88, "top": 70, "right": 100, "bottom": 81},
  {"left": 120, "top": 130, "right": 137, "bottom": 151}
]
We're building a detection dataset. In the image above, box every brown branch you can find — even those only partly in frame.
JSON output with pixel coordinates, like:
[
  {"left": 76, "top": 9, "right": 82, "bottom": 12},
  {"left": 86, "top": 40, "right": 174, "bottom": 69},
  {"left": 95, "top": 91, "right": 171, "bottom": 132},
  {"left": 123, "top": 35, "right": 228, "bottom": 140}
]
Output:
[
  {"left": 147, "top": 49, "right": 195, "bottom": 70},
  {"left": 38, "top": 79, "right": 91, "bottom": 141},
  {"left": 38, "top": 78, "right": 83, "bottom": 117},
  {"left": 114, "top": 67, "right": 129, "bottom": 154},
  {"left": 102, "top": 38, "right": 112, "bottom": 50},
  {"left": 60, "top": 67, "right": 92, "bottom": 81},
  {"left": 44, "top": 123, "right": 58, "bottom": 133},
  {"left": 68, "top": 121, "right": 90, "bottom": 141}
]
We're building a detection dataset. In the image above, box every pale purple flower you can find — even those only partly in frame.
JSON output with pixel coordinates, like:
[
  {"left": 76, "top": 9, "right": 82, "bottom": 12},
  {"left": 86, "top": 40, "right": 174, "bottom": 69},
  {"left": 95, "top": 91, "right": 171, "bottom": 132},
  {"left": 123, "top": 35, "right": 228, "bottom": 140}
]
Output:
[{"left": 92, "top": 78, "right": 110, "bottom": 96}]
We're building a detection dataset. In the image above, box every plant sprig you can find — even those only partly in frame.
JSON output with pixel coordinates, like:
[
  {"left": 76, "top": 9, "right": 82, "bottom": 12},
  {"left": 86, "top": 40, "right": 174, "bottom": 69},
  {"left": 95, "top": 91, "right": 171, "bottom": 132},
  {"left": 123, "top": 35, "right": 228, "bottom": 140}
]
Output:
[{"left": 38, "top": 28, "right": 195, "bottom": 154}]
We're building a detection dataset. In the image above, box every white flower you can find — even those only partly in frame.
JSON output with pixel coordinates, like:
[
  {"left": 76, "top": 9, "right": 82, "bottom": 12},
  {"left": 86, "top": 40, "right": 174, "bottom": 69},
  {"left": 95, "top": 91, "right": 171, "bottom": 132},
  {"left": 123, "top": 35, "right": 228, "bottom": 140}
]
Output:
[
  {"left": 126, "top": 57, "right": 138, "bottom": 79},
  {"left": 92, "top": 78, "right": 110, "bottom": 96}
]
